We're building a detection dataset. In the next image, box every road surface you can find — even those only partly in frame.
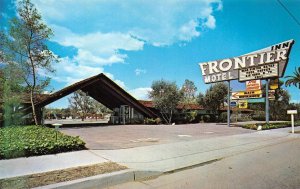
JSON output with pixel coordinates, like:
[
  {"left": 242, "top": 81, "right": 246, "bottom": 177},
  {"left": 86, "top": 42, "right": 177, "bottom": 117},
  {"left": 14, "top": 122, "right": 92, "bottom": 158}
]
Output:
[{"left": 108, "top": 137, "right": 300, "bottom": 189}]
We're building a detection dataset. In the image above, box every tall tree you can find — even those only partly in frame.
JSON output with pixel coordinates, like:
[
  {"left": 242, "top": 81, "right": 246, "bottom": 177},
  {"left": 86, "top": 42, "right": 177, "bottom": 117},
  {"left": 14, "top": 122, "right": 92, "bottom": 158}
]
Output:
[
  {"left": 197, "top": 92, "right": 205, "bottom": 106},
  {"left": 1, "top": 0, "right": 58, "bottom": 125},
  {"left": 202, "top": 82, "right": 228, "bottom": 117},
  {"left": 68, "top": 91, "right": 93, "bottom": 121},
  {"left": 149, "top": 79, "right": 182, "bottom": 124},
  {"left": 90, "top": 98, "right": 111, "bottom": 117},
  {"left": 181, "top": 79, "right": 197, "bottom": 104},
  {"left": 269, "top": 89, "right": 290, "bottom": 120},
  {"left": 285, "top": 67, "right": 300, "bottom": 88}
]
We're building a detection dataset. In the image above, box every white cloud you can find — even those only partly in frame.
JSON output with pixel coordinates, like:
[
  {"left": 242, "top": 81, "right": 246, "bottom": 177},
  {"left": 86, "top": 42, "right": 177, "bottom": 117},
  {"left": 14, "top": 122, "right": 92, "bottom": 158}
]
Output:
[
  {"left": 179, "top": 20, "right": 200, "bottom": 41},
  {"left": 51, "top": 57, "right": 104, "bottom": 86},
  {"left": 50, "top": 57, "right": 127, "bottom": 90},
  {"left": 51, "top": 25, "right": 144, "bottom": 66},
  {"left": 34, "top": 0, "right": 222, "bottom": 46},
  {"left": 31, "top": 0, "right": 222, "bottom": 94},
  {"left": 114, "top": 80, "right": 126, "bottom": 89},
  {"left": 135, "top": 68, "right": 147, "bottom": 76},
  {"left": 204, "top": 15, "right": 216, "bottom": 29},
  {"left": 128, "top": 87, "right": 152, "bottom": 100}
]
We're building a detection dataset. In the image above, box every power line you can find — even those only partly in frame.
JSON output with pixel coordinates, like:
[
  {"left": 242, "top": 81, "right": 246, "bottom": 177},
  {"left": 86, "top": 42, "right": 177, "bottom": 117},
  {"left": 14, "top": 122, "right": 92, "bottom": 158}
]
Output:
[{"left": 276, "top": 0, "right": 300, "bottom": 28}]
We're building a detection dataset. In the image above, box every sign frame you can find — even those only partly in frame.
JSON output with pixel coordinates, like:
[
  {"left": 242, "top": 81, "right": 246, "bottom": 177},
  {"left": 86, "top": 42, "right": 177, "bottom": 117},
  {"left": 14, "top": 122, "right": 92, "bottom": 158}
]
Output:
[{"left": 238, "top": 62, "right": 279, "bottom": 82}]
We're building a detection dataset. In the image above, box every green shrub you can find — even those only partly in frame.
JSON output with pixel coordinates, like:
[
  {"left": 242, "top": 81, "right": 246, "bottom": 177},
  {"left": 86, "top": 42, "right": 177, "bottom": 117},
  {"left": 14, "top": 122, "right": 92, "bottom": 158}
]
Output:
[
  {"left": 144, "top": 118, "right": 157, "bottom": 124},
  {"left": 0, "top": 125, "right": 86, "bottom": 159},
  {"left": 242, "top": 121, "right": 298, "bottom": 130},
  {"left": 144, "top": 117, "right": 162, "bottom": 125},
  {"left": 252, "top": 111, "right": 265, "bottom": 121},
  {"left": 155, "top": 118, "right": 162, "bottom": 124},
  {"left": 184, "top": 111, "right": 198, "bottom": 123},
  {"left": 218, "top": 112, "right": 227, "bottom": 123},
  {"left": 203, "top": 115, "right": 210, "bottom": 122}
]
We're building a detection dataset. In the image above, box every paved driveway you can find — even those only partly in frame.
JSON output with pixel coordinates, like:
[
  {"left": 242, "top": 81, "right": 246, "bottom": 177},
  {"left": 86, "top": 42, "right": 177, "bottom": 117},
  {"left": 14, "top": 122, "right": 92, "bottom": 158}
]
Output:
[{"left": 61, "top": 123, "right": 254, "bottom": 150}]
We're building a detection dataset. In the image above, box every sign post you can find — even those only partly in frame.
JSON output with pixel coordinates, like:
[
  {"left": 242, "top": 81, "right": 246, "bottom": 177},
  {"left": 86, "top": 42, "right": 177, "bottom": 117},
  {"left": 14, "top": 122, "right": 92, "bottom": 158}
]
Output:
[
  {"left": 227, "top": 81, "right": 231, "bottom": 127},
  {"left": 265, "top": 79, "right": 269, "bottom": 124},
  {"left": 287, "top": 110, "right": 298, "bottom": 133}
]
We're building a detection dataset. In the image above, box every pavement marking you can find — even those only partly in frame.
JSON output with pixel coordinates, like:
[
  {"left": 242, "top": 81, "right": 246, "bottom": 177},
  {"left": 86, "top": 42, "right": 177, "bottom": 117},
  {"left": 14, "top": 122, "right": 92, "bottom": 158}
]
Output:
[
  {"left": 177, "top": 135, "right": 192, "bottom": 137},
  {"left": 203, "top": 132, "right": 214, "bottom": 134},
  {"left": 130, "top": 138, "right": 159, "bottom": 143}
]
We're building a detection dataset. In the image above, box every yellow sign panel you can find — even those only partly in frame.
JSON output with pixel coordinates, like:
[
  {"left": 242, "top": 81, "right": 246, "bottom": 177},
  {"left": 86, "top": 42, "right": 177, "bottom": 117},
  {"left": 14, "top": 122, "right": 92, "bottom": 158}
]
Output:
[
  {"left": 238, "top": 100, "right": 248, "bottom": 109},
  {"left": 270, "top": 78, "right": 279, "bottom": 90},
  {"left": 232, "top": 90, "right": 262, "bottom": 100},
  {"left": 237, "top": 90, "right": 262, "bottom": 95}
]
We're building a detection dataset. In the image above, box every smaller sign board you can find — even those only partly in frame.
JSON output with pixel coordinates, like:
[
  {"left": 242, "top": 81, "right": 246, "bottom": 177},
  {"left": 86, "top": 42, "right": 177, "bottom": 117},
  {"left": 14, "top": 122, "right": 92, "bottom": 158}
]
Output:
[
  {"left": 268, "top": 90, "right": 275, "bottom": 100},
  {"left": 238, "top": 100, "right": 248, "bottom": 109},
  {"left": 246, "top": 80, "right": 261, "bottom": 91},
  {"left": 287, "top": 110, "right": 298, "bottom": 114},
  {"left": 239, "top": 63, "right": 279, "bottom": 81},
  {"left": 230, "top": 101, "right": 237, "bottom": 107},
  {"left": 231, "top": 90, "right": 263, "bottom": 100},
  {"left": 270, "top": 78, "right": 279, "bottom": 90}
]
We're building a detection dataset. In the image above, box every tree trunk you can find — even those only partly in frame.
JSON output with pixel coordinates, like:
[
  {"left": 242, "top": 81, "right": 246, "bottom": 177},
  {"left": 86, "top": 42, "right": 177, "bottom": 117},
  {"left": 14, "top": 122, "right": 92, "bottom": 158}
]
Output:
[
  {"left": 160, "top": 113, "right": 169, "bottom": 124},
  {"left": 30, "top": 88, "right": 38, "bottom": 125},
  {"left": 169, "top": 110, "right": 173, "bottom": 124}
]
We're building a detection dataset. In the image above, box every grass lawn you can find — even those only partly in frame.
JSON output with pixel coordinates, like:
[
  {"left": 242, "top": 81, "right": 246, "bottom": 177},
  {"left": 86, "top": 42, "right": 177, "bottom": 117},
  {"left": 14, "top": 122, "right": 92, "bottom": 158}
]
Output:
[
  {"left": 0, "top": 125, "right": 86, "bottom": 159},
  {"left": 0, "top": 162, "right": 127, "bottom": 189},
  {"left": 242, "top": 121, "right": 300, "bottom": 130}
]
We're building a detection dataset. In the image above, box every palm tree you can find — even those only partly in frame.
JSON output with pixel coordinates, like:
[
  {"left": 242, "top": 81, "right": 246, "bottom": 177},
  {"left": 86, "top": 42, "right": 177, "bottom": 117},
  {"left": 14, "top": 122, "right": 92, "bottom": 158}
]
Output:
[{"left": 285, "top": 67, "right": 300, "bottom": 88}]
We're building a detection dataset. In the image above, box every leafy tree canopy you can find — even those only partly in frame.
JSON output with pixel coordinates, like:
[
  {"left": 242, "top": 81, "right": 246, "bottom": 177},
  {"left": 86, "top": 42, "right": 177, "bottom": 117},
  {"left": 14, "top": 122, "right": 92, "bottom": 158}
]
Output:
[
  {"left": 180, "top": 79, "right": 197, "bottom": 104},
  {"left": 285, "top": 67, "right": 300, "bottom": 89},
  {"left": 149, "top": 79, "right": 182, "bottom": 124},
  {"left": 0, "top": 0, "right": 58, "bottom": 125},
  {"left": 201, "top": 82, "right": 228, "bottom": 114}
]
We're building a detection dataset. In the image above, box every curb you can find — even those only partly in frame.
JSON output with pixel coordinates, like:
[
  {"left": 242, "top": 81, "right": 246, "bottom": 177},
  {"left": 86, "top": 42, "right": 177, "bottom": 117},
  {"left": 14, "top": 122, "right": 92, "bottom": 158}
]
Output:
[{"left": 33, "top": 169, "right": 162, "bottom": 189}]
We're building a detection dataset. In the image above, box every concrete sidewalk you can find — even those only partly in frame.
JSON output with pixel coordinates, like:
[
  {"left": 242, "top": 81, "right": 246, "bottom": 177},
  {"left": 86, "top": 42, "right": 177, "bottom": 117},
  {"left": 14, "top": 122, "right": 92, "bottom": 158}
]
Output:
[
  {"left": 1, "top": 127, "right": 299, "bottom": 188},
  {"left": 0, "top": 150, "right": 108, "bottom": 179},
  {"left": 92, "top": 129, "right": 299, "bottom": 173}
]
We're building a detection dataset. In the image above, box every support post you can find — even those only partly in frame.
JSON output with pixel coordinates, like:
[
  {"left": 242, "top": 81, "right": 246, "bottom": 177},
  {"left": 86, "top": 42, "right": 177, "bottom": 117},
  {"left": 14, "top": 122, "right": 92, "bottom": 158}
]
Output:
[
  {"left": 291, "top": 114, "right": 294, "bottom": 134},
  {"left": 265, "top": 79, "right": 269, "bottom": 124},
  {"left": 227, "top": 81, "right": 231, "bottom": 127}
]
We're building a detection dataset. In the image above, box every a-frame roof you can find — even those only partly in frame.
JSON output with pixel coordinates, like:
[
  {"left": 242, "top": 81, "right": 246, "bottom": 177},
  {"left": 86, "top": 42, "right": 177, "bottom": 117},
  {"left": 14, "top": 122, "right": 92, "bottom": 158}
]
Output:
[{"left": 35, "top": 73, "right": 157, "bottom": 118}]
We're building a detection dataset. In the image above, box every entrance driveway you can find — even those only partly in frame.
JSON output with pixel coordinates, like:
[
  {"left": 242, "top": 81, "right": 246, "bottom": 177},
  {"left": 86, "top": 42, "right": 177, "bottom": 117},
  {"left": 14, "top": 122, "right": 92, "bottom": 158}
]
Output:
[{"left": 61, "top": 123, "right": 254, "bottom": 150}]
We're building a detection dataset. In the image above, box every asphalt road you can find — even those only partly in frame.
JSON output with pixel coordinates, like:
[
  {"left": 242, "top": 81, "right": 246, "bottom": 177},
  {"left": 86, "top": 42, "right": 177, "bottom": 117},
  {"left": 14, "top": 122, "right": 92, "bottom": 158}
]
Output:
[
  {"left": 60, "top": 123, "right": 254, "bottom": 149},
  {"left": 108, "top": 137, "right": 300, "bottom": 189}
]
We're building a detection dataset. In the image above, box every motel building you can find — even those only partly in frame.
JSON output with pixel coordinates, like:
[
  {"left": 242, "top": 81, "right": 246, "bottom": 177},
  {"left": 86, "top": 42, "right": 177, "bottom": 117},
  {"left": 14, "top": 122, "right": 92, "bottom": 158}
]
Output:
[{"left": 0, "top": 73, "right": 252, "bottom": 126}]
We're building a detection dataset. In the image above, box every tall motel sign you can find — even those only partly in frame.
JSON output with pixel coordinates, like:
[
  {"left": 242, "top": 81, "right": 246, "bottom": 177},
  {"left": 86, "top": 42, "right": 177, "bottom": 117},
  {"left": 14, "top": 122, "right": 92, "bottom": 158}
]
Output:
[{"left": 198, "top": 39, "right": 294, "bottom": 126}]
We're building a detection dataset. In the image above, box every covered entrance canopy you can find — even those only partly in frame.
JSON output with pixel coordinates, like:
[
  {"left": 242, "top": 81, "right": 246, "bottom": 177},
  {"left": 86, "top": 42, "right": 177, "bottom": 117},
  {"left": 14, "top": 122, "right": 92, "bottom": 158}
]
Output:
[{"left": 25, "top": 73, "right": 157, "bottom": 123}]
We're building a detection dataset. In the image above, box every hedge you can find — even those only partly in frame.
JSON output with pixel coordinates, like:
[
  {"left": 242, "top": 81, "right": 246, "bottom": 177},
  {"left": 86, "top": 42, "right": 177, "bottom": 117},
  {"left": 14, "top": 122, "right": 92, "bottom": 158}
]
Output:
[
  {"left": 0, "top": 125, "right": 86, "bottom": 159},
  {"left": 242, "top": 121, "right": 300, "bottom": 130}
]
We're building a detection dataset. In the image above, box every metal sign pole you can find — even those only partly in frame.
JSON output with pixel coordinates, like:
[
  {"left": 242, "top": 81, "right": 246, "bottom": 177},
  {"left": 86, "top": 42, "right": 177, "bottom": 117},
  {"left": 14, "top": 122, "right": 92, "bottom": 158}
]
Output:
[
  {"left": 265, "top": 79, "right": 269, "bottom": 123},
  {"left": 228, "top": 81, "right": 231, "bottom": 127},
  {"left": 291, "top": 114, "right": 295, "bottom": 133}
]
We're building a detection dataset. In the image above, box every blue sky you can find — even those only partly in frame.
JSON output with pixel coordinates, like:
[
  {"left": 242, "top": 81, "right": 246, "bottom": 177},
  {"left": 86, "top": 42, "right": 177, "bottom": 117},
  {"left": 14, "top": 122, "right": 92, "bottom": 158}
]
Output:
[{"left": 1, "top": 0, "right": 300, "bottom": 108}]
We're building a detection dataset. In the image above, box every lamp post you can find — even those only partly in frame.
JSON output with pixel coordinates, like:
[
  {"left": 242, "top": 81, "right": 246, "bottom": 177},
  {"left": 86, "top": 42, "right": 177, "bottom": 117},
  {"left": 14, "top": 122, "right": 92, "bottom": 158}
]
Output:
[{"left": 52, "top": 123, "right": 62, "bottom": 141}]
